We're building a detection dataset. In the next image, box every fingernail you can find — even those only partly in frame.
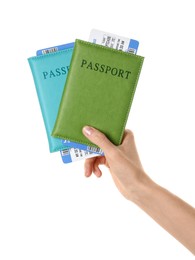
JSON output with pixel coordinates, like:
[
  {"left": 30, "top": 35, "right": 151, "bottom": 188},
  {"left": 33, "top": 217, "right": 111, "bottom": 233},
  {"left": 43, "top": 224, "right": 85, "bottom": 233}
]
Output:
[
  {"left": 85, "top": 171, "right": 90, "bottom": 177},
  {"left": 83, "top": 126, "right": 93, "bottom": 136}
]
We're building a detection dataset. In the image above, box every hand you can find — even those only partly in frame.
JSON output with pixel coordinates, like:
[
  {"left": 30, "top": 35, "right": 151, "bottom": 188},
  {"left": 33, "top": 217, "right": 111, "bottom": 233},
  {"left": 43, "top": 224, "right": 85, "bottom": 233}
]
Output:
[
  {"left": 83, "top": 126, "right": 195, "bottom": 255},
  {"left": 82, "top": 126, "right": 152, "bottom": 201}
]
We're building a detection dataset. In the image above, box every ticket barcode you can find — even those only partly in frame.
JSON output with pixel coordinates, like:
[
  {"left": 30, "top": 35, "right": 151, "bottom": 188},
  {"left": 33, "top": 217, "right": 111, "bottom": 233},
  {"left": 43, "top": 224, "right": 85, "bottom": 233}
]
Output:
[
  {"left": 87, "top": 146, "right": 103, "bottom": 153},
  {"left": 84, "top": 151, "right": 93, "bottom": 155},
  {"left": 42, "top": 47, "right": 58, "bottom": 55},
  {"left": 119, "top": 40, "right": 125, "bottom": 51},
  {"left": 61, "top": 149, "right": 69, "bottom": 156},
  {"left": 105, "top": 36, "right": 111, "bottom": 47},
  {"left": 74, "top": 148, "right": 82, "bottom": 158},
  {"left": 126, "top": 48, "right": 136, "bottom": 54}
]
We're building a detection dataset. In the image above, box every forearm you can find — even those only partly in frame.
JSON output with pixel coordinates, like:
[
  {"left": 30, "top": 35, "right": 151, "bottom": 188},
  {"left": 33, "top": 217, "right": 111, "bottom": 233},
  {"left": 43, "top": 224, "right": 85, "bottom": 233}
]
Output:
[
  {"left": 131, "top": 176, "right": 195, "bottom": 255},
  {"left": 82, "top": 127, "right": 195, "bottom": 253}
]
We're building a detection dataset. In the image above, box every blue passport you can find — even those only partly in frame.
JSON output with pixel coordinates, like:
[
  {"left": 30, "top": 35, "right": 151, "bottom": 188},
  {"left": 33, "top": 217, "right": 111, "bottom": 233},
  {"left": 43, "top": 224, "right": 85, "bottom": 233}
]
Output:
[{"left": 28, "top": 48, "right": 73, "bottom": 152}]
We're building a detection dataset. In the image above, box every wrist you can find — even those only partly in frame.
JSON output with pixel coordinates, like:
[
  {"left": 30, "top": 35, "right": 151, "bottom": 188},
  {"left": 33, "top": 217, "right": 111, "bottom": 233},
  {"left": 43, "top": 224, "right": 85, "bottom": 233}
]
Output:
[{"left": 128, "top": 172, "right": 157, "bottom": 205}]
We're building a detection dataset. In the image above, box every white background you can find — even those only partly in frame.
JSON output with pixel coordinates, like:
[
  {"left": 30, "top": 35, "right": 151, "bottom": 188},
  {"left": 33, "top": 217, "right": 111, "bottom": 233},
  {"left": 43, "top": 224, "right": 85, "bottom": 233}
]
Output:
[{"left": 0, "top": 0, "right": 195, "bottom": 259}]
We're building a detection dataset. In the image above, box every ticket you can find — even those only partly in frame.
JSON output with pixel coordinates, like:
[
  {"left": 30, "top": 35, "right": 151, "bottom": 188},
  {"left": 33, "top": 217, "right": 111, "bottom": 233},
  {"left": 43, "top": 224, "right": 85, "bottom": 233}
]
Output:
[
  {"left": 36, "top": 42, "right": 74, "bottom": 56},
  {"left": 60, "top": 148, "right": 100, "bottom": 163},
  {"left": 89, "top": 28, "right": 139, "bottom": 54}
]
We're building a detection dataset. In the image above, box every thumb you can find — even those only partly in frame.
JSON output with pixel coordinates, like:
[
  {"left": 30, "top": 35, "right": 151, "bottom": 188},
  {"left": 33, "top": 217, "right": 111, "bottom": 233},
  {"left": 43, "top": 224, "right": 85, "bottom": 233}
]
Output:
[{"left": 82, "top": 126, "right": 116, "bottom": 154}]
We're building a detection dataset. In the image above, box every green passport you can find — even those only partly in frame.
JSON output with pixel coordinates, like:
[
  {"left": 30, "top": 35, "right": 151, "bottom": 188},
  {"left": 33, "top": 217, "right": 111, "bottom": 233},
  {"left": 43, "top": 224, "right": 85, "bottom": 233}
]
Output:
[{"left": 52, "top": 39, "right": 144, "bottom": 148}]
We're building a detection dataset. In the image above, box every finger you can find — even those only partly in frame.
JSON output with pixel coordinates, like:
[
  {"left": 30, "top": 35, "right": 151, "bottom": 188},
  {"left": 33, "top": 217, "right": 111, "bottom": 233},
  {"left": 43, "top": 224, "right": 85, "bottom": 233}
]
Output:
[
  {"left": 92, "top": 156, "right": 106, "bottom": 178},
  {"left": 84, "top": 157, "right": 96, "bottom": 177},
  {"left": 120, "top": 129, "right": 143, "bottom": 169},
  {"left": 121, "top": 129, "right": 135, "bottom": 146},
  {"left": 93, "top": 163, "right": 102, "bottom": 178},
  {"left": 82, "top": 126, "right": 116, "bottom": 155},
  {"left": 120, "top": 130, "right": 137, "bottom": 153}
]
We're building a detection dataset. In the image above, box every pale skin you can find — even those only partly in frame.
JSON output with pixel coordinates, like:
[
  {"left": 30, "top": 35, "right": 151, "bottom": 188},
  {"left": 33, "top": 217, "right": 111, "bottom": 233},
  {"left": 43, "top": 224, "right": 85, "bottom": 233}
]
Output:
[{"left": 82, "top": 126, "right": 195, "bottom": 255}]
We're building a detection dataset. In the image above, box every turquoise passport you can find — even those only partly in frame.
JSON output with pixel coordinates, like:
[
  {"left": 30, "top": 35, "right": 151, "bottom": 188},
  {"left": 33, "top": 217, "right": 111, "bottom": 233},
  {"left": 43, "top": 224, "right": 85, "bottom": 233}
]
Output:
[{"left": 28, "top": 47, "right": 73, "bottom": 152}]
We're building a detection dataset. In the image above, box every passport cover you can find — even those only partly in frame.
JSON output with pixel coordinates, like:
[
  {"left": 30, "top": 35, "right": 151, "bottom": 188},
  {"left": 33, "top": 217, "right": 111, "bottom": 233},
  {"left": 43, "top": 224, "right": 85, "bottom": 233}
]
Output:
[
  {"left": 52, "top": 39, "right": 144, "bottom": 148},
  {"left": 28, "top": 47, "right": 73, "bottom": 152}
]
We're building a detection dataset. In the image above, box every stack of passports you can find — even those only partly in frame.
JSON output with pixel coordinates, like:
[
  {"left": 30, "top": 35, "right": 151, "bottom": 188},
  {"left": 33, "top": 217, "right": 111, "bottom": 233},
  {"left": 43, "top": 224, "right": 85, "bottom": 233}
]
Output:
[{"left": 28, "top": 39, "right": 144, "bottom": 152}]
